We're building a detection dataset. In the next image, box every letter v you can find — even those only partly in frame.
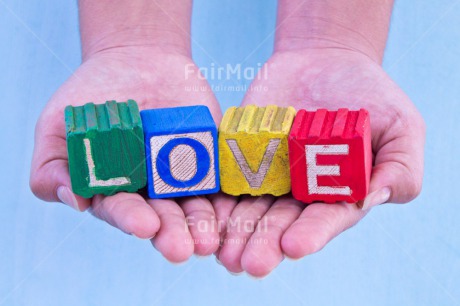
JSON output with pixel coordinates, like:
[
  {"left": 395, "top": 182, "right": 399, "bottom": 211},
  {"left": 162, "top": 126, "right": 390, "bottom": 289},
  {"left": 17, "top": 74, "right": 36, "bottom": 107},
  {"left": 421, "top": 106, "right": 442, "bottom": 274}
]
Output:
[{"left": 226, "top": 139, "right": 280, "bottom": 188}]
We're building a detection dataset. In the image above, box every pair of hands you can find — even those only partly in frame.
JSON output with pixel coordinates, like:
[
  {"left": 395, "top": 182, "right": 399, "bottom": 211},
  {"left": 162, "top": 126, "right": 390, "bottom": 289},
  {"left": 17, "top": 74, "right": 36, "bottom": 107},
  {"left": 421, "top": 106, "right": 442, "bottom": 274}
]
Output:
[{"left": 30, "top": 45, "right": 425, "bottom": 277}]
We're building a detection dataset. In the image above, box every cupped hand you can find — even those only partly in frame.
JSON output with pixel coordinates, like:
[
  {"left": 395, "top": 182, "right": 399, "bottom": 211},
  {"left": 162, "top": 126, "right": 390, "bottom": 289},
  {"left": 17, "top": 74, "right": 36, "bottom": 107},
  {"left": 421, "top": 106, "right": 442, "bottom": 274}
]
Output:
[
  {"left": 30, "top": 47, "right": 228, "bottom": 262},
  {"left": 215, "top": 49, "right": 425, "bottom": 277}
]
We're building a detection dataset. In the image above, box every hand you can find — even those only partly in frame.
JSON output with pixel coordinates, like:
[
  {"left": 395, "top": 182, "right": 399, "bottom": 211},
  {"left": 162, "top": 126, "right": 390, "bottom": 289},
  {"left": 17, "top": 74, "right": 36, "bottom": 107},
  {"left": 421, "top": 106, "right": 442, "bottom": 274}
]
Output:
[
  {"left": 30, "top": 46, "right": 227, "bottom": 262},
  {"left": 214, "top": 48, "right": 425, "bottom": 277}
]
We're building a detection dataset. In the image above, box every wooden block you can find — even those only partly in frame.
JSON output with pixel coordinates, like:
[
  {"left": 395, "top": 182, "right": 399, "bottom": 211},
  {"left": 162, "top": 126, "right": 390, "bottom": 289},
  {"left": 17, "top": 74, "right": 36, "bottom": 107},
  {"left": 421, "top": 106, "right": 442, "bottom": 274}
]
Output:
[
  {"left": 140, "top": 105, "right": 219, "bottom": 198},
  {"left": 218, "top": 105, "right": 296, "bottom": 196},
  {"left": 65, "top": 100, "right": 147, "bottom": 198},
  {"left": 288, "top": 108, "right": 372, "bottom": 203}
]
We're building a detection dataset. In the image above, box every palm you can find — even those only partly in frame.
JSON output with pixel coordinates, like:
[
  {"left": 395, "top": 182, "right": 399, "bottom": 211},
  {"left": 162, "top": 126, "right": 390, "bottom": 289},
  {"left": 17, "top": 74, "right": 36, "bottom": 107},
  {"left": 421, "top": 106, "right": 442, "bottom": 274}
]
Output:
[
  {"left": 215, "top": 49, "right": 425, "bottom": 276},
  {"left": 31, "top": 49, "right": 229, "bottom": 261}
]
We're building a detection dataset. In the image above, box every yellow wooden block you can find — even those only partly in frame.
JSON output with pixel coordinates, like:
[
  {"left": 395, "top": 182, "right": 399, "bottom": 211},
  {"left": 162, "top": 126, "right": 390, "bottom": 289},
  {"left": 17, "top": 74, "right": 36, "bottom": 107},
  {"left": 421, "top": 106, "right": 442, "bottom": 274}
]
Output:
[{"left": 218, "top": 105, "right": 296, "bottom": 196}]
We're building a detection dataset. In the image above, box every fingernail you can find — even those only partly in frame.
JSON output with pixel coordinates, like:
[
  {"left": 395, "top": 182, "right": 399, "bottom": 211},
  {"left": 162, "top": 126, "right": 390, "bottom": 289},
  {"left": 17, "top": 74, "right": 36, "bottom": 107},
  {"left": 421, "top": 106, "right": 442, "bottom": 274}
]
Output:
[
  {"left": 361, "top": 187, "right": 391, "bottom": 210},
  {"left": 57, "top": 186, "right": 81, "bottom": 211},
  {"left": 215, "top": 256, "right": 223, "bottom": 266},
  {"left": 227, "top": 270, "right": 243, "bottom": 276},
  {"left": 132, "top": 233, "right": 156, "bottom": 240},
  {"left": 246, "top": 272, "right": 266, "bottom": 280},
  {"left": 284, "top": 255, "right": 298, "bottom": 261}
]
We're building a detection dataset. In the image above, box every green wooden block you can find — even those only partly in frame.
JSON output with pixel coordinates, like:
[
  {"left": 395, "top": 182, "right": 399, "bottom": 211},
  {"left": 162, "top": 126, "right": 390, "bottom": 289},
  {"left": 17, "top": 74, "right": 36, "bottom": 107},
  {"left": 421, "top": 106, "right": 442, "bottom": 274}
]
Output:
[{"left": 65, "top": 100, "right": 147, "bottom": 198}]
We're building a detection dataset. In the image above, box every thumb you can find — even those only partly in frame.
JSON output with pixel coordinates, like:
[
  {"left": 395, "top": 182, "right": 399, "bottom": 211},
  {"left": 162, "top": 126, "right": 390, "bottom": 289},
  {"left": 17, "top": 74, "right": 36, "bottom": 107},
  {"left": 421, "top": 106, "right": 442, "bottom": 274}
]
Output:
[
  {"left": 30, "top": 116, "right": 91, "bottom": 212},
  {"left": 361, "top": 119, "right": 425, "bottom": 210}
]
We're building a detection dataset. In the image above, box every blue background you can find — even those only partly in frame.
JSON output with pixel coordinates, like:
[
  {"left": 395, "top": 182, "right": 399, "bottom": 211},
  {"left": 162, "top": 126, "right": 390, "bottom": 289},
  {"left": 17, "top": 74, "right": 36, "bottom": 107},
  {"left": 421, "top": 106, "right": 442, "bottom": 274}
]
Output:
[{"left": 1, "top": 0, "right": 459, "bottom": 305}]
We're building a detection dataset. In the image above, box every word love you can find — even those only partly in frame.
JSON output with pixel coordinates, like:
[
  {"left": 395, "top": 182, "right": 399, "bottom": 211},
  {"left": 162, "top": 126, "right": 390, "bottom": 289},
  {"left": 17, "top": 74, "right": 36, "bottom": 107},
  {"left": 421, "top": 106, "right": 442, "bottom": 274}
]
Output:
[{"left": 65, "top": 101, "right": 371, "bottom": 203}]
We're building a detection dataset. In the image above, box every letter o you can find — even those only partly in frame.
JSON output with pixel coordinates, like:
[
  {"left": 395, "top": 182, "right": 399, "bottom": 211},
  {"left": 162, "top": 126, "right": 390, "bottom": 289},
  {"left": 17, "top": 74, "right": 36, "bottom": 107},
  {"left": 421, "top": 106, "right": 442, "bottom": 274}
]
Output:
[{"left": 156, "top": 138, "right": 210, "bottom": 188}]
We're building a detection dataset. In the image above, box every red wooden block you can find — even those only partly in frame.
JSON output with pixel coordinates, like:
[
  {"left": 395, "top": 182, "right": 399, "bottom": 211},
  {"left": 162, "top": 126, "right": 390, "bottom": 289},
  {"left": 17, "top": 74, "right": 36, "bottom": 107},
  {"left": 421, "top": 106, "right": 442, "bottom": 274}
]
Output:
[{"left": 288, "top": 108, "right": 372, "bottom": 203}]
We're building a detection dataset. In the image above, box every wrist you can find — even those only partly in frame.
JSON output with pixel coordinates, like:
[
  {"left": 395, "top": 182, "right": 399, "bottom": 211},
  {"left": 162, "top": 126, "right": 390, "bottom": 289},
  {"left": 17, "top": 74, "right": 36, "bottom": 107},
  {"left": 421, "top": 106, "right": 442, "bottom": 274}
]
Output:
[
  {"left": 80, "top": 25, "right": 191, "bottom": 61},
  {"left": 79, "top": 0, "right": 192, "bottom": 61},
  {"left": 274, "top": 18, "right": 381, "bottom": 64},
  {"left": 274, "top": 0, "right": 393, "bottom": 64}
]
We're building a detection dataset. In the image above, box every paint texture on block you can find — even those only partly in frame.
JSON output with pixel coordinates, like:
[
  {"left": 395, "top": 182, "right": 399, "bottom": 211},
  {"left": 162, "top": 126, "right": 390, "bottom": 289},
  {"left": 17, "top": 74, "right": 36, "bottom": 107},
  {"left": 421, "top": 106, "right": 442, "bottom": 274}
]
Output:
[
  {"left": 219, "top": 105, "right": 296, "bottom": 196},
  {"left": 288, "top": 108, "right": 372, "bottom": 203},
  {"left": 65, "top": 100, "right": 146, "bottom": 198},
  {"left": 140, "top": 105, "right": 219, "bottom": 198}
]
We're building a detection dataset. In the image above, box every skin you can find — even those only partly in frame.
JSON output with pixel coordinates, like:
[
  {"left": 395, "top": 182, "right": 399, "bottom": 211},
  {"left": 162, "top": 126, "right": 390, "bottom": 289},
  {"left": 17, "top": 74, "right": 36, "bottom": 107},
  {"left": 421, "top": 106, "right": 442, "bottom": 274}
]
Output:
[
  {"left": 215, "top": 0, "right": 425, "bottom": 277},
  {"left": 30, "top": 0, "right": 425, "bottom": 275},
  {"left": 30, "top": 0, "right": 232, "bottom": 262}
]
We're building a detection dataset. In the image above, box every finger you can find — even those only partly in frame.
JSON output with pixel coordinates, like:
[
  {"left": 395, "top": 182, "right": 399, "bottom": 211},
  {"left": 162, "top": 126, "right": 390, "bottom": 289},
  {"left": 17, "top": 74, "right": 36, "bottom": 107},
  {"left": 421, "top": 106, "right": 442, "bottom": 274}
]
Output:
[
  {"left": 179, "top": 196, "right": 220, "bottom": 256},
  {"left": 30, "top": 114, "right": 91, "bottom": 211},
  {"left": 281, "top": 202, "right": 367, "bottom": 259},
  {"left": 148, "top": 198, "right": 194, "bottom": 263},
  {"left": 362, "top": 114, "right": 425, "bottom": 209},
  {"left": 218, "top": 195, "right": 274, "bottom": 273},
  {"left": 241, "top": 196, "right": 304, "bottom": 277},
  {"left": 207, "top": 193, "right": 238, "bottom": 258},
  {"left": 91, "top": 192, "right": 160, "bottom": 239}
]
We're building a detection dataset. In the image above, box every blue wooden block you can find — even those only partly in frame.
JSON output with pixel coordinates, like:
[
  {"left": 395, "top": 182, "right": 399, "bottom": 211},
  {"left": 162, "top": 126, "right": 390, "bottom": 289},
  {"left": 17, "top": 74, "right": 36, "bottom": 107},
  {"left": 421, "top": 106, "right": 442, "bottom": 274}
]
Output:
[{"left": 140, "top": 105, "right": 220, "bottom": 198}]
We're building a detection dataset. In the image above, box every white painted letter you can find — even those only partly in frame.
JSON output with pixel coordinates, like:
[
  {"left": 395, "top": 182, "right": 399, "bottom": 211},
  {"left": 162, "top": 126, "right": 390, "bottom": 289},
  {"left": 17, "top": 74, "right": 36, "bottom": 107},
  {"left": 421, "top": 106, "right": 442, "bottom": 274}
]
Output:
[
  {"left": 226, "top": 139, "right": 280, "bottom": 188},
  {"left": 84, "top": 138, "right": 130, "bottom": 187},
  {"left": 305, "top": 144, "right": 351, "bottom": 195}
]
